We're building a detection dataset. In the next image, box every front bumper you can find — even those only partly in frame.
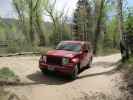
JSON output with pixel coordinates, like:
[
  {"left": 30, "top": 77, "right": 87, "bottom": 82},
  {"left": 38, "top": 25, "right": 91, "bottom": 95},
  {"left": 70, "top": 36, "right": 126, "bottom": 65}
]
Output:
[{"left": 39, "top": 62, "right": 75, "bottom": 75}]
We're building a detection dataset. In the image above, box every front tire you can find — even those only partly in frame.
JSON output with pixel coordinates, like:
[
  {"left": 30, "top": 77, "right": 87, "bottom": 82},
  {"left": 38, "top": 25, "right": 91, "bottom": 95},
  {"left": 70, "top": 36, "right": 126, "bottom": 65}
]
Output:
[{"left": 71, "top": 64, "right": 79, "bottom": 80}]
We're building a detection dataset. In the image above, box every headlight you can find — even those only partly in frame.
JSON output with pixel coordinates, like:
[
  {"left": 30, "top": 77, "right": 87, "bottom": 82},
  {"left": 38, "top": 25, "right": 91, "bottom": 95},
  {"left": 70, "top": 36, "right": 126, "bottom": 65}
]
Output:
[{"left": 62, "top": 58, "right": 69, "bottom": 65}]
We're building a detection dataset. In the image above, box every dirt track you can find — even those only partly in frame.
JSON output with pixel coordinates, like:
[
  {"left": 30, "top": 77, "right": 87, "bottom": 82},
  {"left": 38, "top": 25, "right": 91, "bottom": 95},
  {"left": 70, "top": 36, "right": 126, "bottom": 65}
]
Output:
[{"left": 0, "top": 54, "right": 127, "bottom": 100}]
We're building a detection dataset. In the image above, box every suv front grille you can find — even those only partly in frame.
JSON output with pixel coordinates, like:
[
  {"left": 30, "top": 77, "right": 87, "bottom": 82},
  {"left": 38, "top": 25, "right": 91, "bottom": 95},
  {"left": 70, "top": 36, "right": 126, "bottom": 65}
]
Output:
[{"left": 46, "top": 56, "right": 62, "bottom": 65}]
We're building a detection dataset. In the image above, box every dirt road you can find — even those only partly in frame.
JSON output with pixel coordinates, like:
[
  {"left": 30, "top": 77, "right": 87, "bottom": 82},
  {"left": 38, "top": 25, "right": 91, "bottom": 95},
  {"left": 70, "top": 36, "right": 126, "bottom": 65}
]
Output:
[{"left": 0, "top": 54, "right": 127, "bottom": 100}]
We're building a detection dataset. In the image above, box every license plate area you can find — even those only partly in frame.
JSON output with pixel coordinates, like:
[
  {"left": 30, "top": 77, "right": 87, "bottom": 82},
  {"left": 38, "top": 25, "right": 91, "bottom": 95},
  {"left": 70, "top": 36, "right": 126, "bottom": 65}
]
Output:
[{"left": 48, "top": 66, "right": 55, "bottom": 71}]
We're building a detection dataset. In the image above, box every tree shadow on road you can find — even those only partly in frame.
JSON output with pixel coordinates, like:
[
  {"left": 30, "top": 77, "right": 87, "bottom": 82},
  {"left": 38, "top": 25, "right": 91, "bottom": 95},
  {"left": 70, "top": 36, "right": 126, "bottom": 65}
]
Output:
[
  {"left": 77, "top": 66, "right": 118, "bottom": 80},
  {"left": 26, "top": 68, "right": 117, "bottom": 86},
  {"left": 24, "top": 61, "right": 121, "bottom": 86},
  {"left": 1, "top": 60, "right": 121, "bottom": 86},
  {"left": 77, "top": 60, "right": 121, "bottom": 79},
  {"left": 92, "top": 61, "right": 118, "bottom": 68},
  {"left": 26, "top": 71, "right": 72, "bottom": 85}
]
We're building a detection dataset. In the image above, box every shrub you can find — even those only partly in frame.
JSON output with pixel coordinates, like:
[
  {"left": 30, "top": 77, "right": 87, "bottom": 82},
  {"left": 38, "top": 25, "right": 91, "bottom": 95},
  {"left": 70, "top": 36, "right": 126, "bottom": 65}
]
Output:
[{"left": 0, "top": 67, "right": 17, "bottom": 79}]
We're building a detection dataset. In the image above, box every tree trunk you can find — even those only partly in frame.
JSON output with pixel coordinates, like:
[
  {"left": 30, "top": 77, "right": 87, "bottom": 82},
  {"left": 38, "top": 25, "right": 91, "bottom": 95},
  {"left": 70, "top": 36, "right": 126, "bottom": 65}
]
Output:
[
  {"left": 34, "top": 0, "right": 46, "bottom": 46},
  {"left": 29, "top": 0, "right": 34, "bottom": 45},
  {"left": 12, "top": 0, "right": 30, "bottom": 43},
  {"left": 117, "top": 0, "right": 124, "bottom": 39},
  {"left": 93, "top": 0, "right": 105, "bottom": 55},
  {"left": 35, "top": 13, "right": 46, "bottom": 46}
]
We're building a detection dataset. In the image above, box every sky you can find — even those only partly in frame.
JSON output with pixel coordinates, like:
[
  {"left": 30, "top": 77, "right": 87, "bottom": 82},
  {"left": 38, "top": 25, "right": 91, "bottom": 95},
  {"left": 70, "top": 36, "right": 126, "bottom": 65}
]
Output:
[
  {"left": 0, "top": 0, "right": 78, "bottom": 18},
  {"left": 0, "top": 0, "right": 132, "bottom": 19}
]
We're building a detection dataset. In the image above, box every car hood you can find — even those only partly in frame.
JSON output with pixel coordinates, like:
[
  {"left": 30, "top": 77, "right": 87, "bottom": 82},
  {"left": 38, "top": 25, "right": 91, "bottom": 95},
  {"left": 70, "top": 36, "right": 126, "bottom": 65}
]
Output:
[{"left": 47, "top": 50, "right": 80, "bottom": 58}]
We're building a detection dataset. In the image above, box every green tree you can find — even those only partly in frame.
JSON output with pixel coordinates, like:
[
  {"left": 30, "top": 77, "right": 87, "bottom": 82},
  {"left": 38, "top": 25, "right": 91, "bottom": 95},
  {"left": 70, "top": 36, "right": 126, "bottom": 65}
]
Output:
[
  {"left": 44, "top": 0, "right": 71, "bottom": 45},
  {"left": 73, "top": 0, "right": 93, "bottom": 42},
  {"left": 12, "top": 0, "right": 46, "bottom": 46},
  {"left": 125, "top": 7, "right": 133, "bottom": 35},
  {"left": 93, "top": 0, "right": 106, "bottom": 55},
  {"left": 104, "top": 17, "right": 119, "bottom": 48},
  {"left": 117, "top": 0, "right": 124, "bottom": 39}
]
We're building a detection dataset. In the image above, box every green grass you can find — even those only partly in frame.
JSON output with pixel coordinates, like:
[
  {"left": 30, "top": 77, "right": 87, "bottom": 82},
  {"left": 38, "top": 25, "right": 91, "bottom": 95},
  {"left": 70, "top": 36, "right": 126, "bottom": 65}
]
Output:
[
  {"left": 0, "top": 68, "right": 21, "bottom": 100},
  {"left": 124, "top": 57, "right": 133, "bottom": 73},
  {"left": 0, "top": 67, "right": 17, "bottom": 79},
  {"left": 117, "top": 56, "right": 133, "bottom": 79},
  {"left": 127, "top": 57, "right": 133, "bottom": 64}
]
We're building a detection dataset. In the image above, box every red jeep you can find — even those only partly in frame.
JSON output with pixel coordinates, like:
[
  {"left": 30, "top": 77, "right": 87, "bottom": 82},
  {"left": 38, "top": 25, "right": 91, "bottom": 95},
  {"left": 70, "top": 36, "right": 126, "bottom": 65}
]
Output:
[{"left": 39, "top": 41, "right": 93, "bottom": 79}]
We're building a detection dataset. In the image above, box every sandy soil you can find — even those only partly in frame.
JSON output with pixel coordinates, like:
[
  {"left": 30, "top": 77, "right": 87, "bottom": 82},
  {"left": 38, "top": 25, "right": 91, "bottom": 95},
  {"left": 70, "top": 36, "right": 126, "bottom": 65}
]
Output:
[{"left": 0, "top": 54, "right": 127, "bottom": 100}]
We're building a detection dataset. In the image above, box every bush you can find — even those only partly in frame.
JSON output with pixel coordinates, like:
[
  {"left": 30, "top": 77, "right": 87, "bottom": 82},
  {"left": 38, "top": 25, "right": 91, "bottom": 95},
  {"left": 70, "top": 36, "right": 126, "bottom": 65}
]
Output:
[
  {"left": 124, "top": 57, "right": 133, "bottom": 74},
  {"left": 0, "top": 67, "right": 17, "bottom": 79}
]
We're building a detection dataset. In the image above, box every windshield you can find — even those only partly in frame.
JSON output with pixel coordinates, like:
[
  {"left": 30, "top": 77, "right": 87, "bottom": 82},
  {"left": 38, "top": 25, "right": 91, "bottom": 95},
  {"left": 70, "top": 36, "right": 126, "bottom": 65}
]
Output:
[{"left": 56, "top": 42, "right": 81, "bottom": 52}]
